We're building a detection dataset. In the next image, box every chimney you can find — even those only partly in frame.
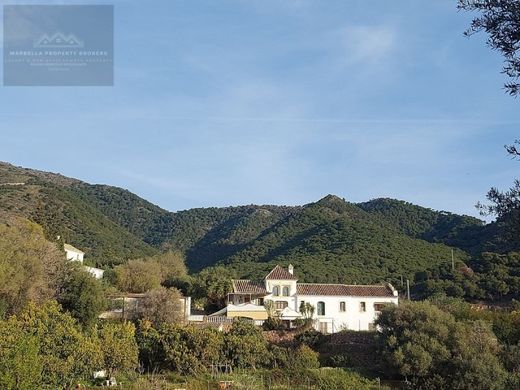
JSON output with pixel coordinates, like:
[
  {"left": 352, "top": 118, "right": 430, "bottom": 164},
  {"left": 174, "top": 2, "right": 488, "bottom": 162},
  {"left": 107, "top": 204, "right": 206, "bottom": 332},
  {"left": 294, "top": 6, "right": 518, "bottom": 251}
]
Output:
[{"left": 288, "top": 264, "right": 294, "bottom": 275}]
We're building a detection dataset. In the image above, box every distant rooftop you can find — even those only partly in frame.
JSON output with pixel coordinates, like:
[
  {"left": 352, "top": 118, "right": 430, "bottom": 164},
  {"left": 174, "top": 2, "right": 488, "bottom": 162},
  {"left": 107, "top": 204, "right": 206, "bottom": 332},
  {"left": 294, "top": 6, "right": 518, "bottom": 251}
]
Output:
[
  {"left": 265, "top": 265, "right": 298, "bottom": 280},
  {"left": 63, "top": 243, "right": 84, "bottom": 254},
  {"left": 232, "top": 280, "right": 268, "bottom": 295},
  {"left": 297, "top": 283, "right": 394, "bottom": 297}
]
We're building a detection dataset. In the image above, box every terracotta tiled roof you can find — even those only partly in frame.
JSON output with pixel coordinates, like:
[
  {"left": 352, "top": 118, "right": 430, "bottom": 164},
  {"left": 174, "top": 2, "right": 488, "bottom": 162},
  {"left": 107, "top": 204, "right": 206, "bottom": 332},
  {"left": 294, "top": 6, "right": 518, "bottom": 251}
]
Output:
[
  {"left": 265, "top": 265, "right": 298, "bottom": 280},
  {"left": 232, "top": 280, "right": 268, "bottom": 294},
  {"left": 297, "top": 283, "right": 394, "bottom": 297}
]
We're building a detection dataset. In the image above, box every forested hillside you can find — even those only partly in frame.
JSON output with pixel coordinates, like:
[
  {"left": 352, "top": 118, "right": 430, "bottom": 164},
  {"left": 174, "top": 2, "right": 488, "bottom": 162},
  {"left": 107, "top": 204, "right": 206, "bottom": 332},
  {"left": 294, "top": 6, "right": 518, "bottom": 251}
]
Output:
[
  {"left": 220, "top": 195, "right": 469, "bottom": 285},
  {"left": 358, "top": 198, "right": 504, "bottom": 255},
  {"left": 1, "top": 161, "right": 516, "bottom": 300}
]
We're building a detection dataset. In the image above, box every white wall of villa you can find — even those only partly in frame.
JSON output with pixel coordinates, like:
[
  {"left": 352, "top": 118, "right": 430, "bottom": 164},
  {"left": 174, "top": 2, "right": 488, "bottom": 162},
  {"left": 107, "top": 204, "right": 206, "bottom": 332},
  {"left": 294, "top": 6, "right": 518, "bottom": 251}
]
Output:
[
  {"left": 84, "top": 266, "right": 105, "bottom": 280},
  {"left": 294, "top": 294, "right": 397, "bottom": 332},
  {"left": 225, "top": 265, "right": 398, "bottom": 333},
  {"left": 64, "top": 244, "right": 84, "bottom": 262},
  {"left": 64, "top": 243, "right": 104, "bottom": 279}
]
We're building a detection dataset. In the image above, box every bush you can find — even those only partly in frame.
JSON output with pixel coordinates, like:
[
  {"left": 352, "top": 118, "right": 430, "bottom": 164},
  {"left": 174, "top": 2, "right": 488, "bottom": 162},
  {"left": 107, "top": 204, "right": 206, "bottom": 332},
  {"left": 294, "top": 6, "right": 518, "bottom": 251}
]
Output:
[
  {"left": 137, "top": 322, "right": 224, "bottom": 375},
  {"left": 0, "top": 318, "right": 42, "bottom": 390},
  {"left": 225, "top": 320, "right": 269, "bottom": 369},
  {"left": 98, "top": 321, "right": 139, "bottom": 378},
  {"left": 328, "top": 354, "right": 352, "bottom": 368},
  {"left": 267, "top": 344, "right": 289, "bottom": 369},
  {"left": 262, "top": 316, "right": 286, "bottom": 331},
  {"left": 376, "top": 300, "right": 507, "bottom": 389},
  {"left": 139, "top": 287, "right": 183, "bottom": 327},
  {"left": 290, "top": 345, "right": 320, "bottom": 369},
  {"left": 295, "top": 329, "right": 326, "bottom": 349},
  {"left": 58, "top": 265, "right": 107, "bottom": 328}
]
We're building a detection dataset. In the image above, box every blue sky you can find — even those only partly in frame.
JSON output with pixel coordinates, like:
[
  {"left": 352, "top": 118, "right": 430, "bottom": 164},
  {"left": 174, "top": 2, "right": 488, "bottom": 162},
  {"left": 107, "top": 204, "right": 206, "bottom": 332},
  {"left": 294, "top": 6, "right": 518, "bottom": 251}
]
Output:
[{"left": 0, "top": 0, "right": 518, "bottom": 219}]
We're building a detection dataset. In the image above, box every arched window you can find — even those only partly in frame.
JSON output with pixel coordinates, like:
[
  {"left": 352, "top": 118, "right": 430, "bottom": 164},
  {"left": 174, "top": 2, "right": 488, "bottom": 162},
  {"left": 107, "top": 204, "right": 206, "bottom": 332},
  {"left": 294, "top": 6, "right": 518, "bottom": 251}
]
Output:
[
  {"left": 317, "top": 301, "right": 325, "bottom": 316},
  {"left": 272, "top": 286, "right": 280, "bottom": 296},
  {"left": 282, "top": 286, "right": 290, "bottom": 296}
]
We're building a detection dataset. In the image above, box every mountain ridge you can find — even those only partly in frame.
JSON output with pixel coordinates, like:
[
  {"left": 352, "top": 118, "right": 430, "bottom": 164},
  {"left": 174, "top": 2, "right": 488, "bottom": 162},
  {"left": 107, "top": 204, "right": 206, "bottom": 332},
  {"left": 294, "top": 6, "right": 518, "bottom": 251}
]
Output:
[{"left": 0, "top": 161, "right": 497, "bottom": 286}]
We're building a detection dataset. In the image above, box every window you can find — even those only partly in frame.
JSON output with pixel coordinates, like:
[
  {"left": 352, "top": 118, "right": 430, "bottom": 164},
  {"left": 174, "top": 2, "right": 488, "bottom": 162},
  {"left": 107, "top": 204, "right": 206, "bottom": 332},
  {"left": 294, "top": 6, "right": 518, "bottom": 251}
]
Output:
[
  {"left": 282, "top": 286, "right": 290, "bottom": 296},
  {"left": 374, "top": 303, "right": 385, "bottom": 312},
  {"left": 339, "top": 301, "right": 346, "bottom": 312},
  {"left": 360, "top": 302, "right": 366, "bottom": 312},
  {"left": 319, "top": 322, "right": 329, "bottom": 334},
  {"left": 275, "top": 301, "right": 288, "bottom": 310},
  {"left": 317, "top": 301, "right": 325, "bottom": 316},
  {"left": 272, "top": 286, "right": 279, "bottom": 296}
]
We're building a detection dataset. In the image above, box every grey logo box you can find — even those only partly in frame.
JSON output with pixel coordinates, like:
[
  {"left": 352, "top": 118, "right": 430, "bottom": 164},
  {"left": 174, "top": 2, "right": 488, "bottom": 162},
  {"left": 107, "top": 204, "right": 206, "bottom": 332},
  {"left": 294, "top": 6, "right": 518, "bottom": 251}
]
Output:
[{"left": 3, "top": 5, "right": 113, "bottom": 86}]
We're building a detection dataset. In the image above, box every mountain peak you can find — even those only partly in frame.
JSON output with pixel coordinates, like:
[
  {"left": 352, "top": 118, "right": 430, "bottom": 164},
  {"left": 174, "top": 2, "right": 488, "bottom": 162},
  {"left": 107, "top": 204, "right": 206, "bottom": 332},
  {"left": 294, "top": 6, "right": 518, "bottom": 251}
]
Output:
[{"left": 317, "top": 194, "right": 345, "bottom": 204}]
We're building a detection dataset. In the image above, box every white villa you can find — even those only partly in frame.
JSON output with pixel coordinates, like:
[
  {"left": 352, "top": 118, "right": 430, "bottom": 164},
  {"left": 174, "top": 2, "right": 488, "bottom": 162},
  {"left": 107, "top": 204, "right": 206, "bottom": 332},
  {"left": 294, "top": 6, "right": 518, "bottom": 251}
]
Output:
[
  {"left": 212, "top": 265, "right": 398, "bottom": 333},
  {"left": 64, "top": 243, "right": 105, "bottom": 279}
]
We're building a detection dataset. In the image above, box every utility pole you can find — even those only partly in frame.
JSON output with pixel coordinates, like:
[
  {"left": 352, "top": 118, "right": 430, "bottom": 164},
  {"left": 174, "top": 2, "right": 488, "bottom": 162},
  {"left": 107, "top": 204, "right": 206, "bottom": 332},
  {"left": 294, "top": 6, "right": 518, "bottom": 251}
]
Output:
[
  {"left": 406, "top": 279, "right": 410, "bottom": 300},
  {"left": 451, "top": 249, "right": 455, "bottom": 271}
]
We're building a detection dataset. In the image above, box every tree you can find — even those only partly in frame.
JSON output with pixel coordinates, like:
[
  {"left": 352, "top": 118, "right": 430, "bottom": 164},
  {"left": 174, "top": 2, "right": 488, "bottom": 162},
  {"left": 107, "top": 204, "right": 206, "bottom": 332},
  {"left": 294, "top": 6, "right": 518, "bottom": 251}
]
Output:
[
  {"left": 113, "top": 259, "right": 162, "bottom": 293},
  {"left": 157, "top": 324, "right": 224, "bottom": 375},
  {"left": 0, "top": 317, "right": 42, "bottom": 390},
  {"left": 152, "top": 251, "right": 188, "bottom": 281},
  {"left": 98, "top": 321, "right": 139, "bottom": 378},
  {"left": 225, "top": 319, "right": 269, "bottom": 369},
  {"left": 135, "top": 320, "right": 164, "bottom": 373},
  {"left": 0, "top": 219, "right": 66, "bottom": 317},
  {"left": 478, "top": 179, "right": 520, "bottom": 240},
  {"left": 139, "top": 287, "right": 184, "bottom": 327},
  {"left": 193, "top": 266, "right": 234, "bottom": 311},
  {"left": 58, "top": 265, "right": 107, "bottom": 328},
  {"left": 113, "top": 253, "right": 189, "bottom": 294},
  {"left": 376, "top": 300, "right": 506, "bottom": 389},
  {"left": 459, "top": 2, "right": 520, "bottom": 245},
  {"left": 294, "top": 302, "right": 316, "bottom": 329},
  {"left": 290, "top": 344, "right": 320, "bottom": 369},
  {"left": 18, "top": 301, "right": 103, "bottom": 388},
  {"left": 449, "top": 320, "right": 506, "bottom": 389},
  {"left": 459, "top": 1, "right": 520, "bottom": 96}
]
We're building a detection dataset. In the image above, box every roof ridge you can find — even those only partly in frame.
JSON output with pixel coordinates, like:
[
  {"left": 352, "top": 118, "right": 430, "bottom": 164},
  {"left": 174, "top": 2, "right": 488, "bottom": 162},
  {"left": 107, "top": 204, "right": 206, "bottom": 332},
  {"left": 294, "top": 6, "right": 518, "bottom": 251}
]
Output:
[
  {"left": 265, "top": 265, "right": 298, "bottom": 280},
  {"left": 297, "top": 282, "right": 387, "bottom": 287}
]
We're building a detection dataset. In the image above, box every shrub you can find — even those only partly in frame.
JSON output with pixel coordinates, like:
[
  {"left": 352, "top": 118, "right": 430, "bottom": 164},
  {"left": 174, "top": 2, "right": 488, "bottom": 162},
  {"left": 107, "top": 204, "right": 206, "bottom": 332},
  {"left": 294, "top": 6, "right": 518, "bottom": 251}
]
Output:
[
  {"left": 295, "top": 329, "right": 325, "bottom": 349},
  {"left": 139, "top": 287, "right": 183, "bottom": 327},
  {"left": 262, "top": 316, "right": 286, "bottom": 331},
  {"left": 290, "top": 344, "right": 320, "bottom": 369},
  {"left": 147, "top": 324, "right": 224, "bottom": 375},
  {"left": 267, "top": 344, "right": 289, "bottom": 369},
  {"left": 328, "top": 354, "right": 351, "bottom": 368},
  {"left": 98, "top": 321, "right": 139, "bottom": 378},
  {"left": 376, "top": 300, "right": 507, "bottom": 389},
  {"left": 225, "top": 320, "right": 269, "bottom": 369}
]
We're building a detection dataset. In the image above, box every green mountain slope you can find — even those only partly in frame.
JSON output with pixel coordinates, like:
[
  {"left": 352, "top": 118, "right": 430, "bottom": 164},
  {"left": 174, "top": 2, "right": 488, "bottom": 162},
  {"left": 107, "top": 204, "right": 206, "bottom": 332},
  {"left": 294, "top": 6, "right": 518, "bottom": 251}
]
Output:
[
  {"left": 0, "top": 163, "right": 158, "bottom": 266},
  {"left": 219, "top": 195, "right": 469, "bottom": 285},
  {"left": 358, "top": 198, "right": 501, "bottom": 254},
  {"left": 0, "top": 162, "right": 297, "bottom": 268},
  {"left": 1, "top": 162, "right": 501, "bottom": 288}
]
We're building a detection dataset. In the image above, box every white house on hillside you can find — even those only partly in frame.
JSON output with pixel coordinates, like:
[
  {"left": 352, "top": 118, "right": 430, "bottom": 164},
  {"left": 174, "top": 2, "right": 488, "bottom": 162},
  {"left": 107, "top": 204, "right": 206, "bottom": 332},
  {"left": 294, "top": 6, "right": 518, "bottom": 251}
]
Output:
[
  {"left": 64, "top": 243, "right": 104, "bottom": 280},
  {"left": 215, "top": 265, "right": 398, "bottom": 333},
  {"left": 64, "top": 243, "right": 84, "bottom": 262}
]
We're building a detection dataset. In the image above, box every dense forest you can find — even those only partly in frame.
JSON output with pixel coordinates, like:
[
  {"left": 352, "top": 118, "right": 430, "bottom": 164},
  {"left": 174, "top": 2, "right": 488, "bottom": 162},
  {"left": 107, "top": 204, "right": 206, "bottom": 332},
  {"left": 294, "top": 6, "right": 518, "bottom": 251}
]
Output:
[{"left": 0, "top": 161, "right": 518, "bottom": 302}]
